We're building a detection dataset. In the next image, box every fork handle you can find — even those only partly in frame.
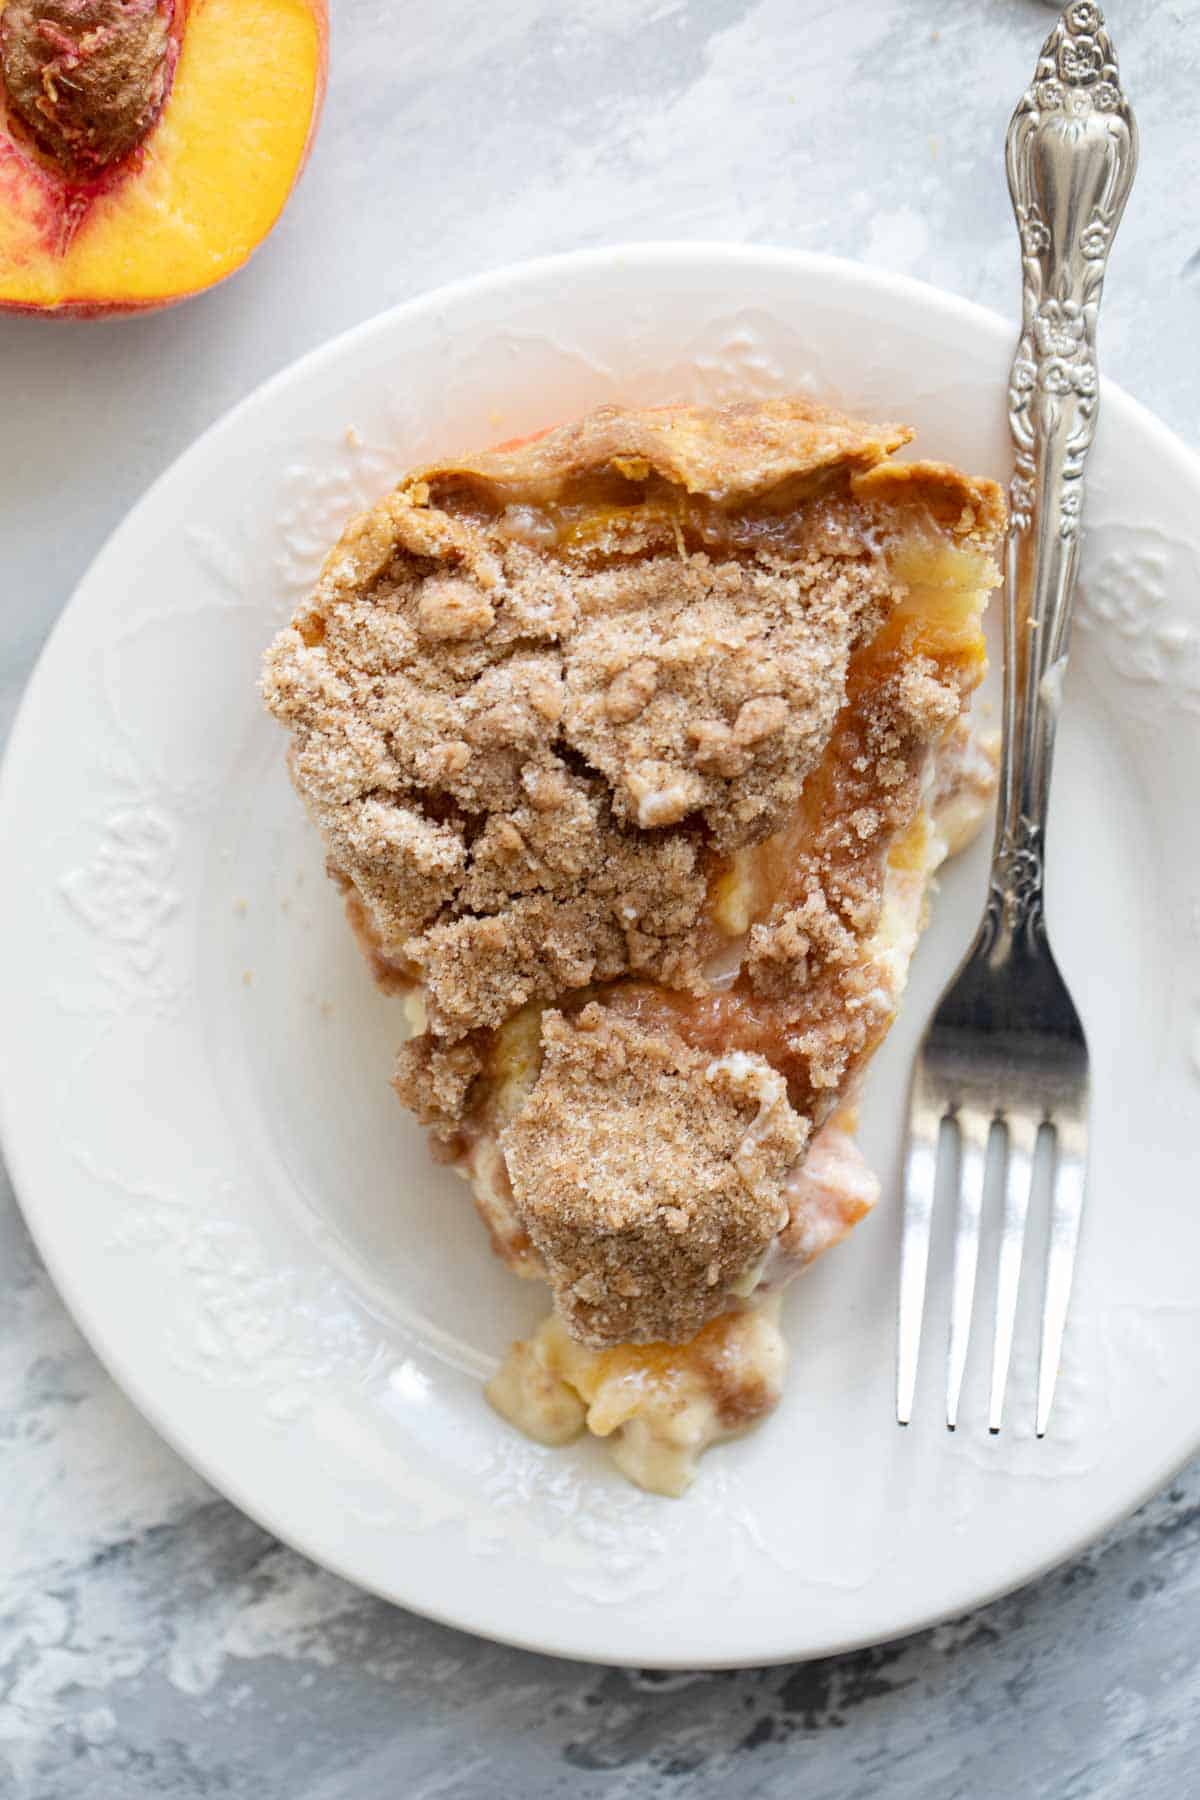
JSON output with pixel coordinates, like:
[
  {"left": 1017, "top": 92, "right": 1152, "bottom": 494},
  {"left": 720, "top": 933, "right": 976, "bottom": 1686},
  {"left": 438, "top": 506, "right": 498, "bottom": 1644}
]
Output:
[{"left": 991, "top": 3, "right": 1137, "bottom": 944}]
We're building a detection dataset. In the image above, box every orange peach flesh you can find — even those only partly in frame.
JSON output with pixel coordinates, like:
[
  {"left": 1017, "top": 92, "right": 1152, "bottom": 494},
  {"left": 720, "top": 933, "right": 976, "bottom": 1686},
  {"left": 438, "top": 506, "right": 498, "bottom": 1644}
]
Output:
[
  {"left": 0, "top": 0, "right": 326, "bottom": 313},
  {"left": 542, "top": 1304, "right": 779, "bottom": 1432}
]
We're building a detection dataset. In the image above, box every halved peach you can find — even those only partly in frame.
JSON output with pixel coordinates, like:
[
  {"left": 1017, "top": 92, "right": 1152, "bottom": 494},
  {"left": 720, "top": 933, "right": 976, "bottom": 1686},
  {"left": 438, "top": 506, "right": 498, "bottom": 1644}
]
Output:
[{"left": 0, "top": 0, "right": 327, "bottom": 316}]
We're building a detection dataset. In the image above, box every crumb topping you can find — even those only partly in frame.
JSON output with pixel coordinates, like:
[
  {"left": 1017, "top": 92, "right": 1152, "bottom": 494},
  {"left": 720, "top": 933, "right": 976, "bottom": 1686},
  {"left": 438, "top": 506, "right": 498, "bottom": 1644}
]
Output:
[
  {"left": 263, "top": 399, "right": 999, "bottom": 1044},
  {"left": 560, "top": 550, "right": 892, "bottom": 842},
  {"left": 499, "top": 1006, "right": 807, "bottom": 1347},
  {"left": 263, "top": 523, "right": 897, "bottom": 1039}
]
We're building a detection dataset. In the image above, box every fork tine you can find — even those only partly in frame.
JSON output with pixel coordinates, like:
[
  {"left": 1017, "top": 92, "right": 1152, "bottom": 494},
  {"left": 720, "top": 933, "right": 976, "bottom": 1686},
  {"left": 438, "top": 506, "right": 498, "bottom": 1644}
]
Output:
[
  {"left": 945, "top": 1107, "right": 992, "bottom": 1430},
  {"left": 1036, "top": 1115, "right": 1088, "bottom": 1437},
  {"left": 896, "top": 1079, "right": 942, "bottom": 1426},
  {"left": 988, "top": 1111, "right": 1038, "bottom": 1433}
]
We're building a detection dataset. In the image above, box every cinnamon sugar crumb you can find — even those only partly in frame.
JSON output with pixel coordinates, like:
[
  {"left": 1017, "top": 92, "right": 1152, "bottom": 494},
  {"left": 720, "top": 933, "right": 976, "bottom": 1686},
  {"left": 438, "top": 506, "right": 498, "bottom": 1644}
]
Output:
[
  {"left": 261, "top": 413, "right": 919, "bottom": 1035},
  {"left": 501, "top": 1007, "right": 807, "bottom": 1346}
]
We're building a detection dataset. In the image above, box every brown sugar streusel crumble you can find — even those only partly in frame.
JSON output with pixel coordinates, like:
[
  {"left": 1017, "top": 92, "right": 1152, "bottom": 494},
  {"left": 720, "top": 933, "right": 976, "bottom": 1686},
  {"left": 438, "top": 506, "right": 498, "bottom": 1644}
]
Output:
[{"left": 262, "top": 398, "right": 1005, "bottom": 1495}]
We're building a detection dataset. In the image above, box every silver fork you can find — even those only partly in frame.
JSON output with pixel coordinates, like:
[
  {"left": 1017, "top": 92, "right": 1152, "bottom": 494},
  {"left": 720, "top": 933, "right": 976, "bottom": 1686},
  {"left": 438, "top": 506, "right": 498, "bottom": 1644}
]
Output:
[{"left": 896, "top": 2, "right": 1137, "bottom": 1437}]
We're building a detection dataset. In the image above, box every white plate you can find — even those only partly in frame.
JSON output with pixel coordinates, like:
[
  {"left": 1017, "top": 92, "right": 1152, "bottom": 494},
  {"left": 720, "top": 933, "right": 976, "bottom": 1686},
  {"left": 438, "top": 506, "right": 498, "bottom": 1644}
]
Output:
[{"left": 3, "top": 245, "right": 1200, "bottom": 1668}]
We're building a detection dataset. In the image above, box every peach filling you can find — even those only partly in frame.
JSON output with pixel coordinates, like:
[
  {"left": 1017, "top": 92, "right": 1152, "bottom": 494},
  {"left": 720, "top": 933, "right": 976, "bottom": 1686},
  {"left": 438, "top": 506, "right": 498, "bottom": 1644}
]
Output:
[{"left": 486, "top": 1295, "right": 787, "bottom": 1498}]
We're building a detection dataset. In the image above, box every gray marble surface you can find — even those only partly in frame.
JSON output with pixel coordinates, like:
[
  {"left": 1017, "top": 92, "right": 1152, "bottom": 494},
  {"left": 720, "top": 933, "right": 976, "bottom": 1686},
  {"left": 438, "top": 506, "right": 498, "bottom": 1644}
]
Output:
[{"left": 3, "top": 2, "right": 1200, "bottom": 1795}]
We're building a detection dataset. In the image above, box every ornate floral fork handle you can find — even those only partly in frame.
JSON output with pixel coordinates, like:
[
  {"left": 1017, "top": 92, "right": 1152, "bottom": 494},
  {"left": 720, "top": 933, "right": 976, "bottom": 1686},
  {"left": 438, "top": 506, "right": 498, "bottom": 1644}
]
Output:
[
  {"left": 992, "top": 1, "right": 1137, "bottom": 937},
  {"left": 895, "top": 5, "right": 1137, "bottom": 1440}
]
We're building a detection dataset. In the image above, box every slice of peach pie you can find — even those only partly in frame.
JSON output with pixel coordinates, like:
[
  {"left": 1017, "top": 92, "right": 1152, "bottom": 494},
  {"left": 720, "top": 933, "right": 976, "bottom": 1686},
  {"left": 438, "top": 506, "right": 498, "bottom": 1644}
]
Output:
[{"left": 262, "top": 399, "right": 1004, "bottom": 1495}]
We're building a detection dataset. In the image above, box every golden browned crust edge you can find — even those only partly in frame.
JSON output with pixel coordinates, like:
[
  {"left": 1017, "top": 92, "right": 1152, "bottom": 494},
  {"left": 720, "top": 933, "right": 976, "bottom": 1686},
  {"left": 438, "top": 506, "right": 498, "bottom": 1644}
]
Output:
[{"left": 401, "top": 398, "right": 913, "bottom": 506}]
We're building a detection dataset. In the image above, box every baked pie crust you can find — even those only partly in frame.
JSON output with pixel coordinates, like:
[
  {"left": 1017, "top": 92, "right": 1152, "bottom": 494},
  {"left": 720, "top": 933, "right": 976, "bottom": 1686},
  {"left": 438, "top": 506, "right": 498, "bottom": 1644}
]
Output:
[{"left": 262, "top": 398, "right": 1005, "bottom": 1494}]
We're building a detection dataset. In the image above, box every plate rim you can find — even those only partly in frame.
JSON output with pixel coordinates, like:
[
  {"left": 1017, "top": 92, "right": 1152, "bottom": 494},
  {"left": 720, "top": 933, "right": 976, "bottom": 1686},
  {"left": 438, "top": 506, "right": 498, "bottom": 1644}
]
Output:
[{"left": 4, "top": 241, "right": 1200, "bottom": 1669}]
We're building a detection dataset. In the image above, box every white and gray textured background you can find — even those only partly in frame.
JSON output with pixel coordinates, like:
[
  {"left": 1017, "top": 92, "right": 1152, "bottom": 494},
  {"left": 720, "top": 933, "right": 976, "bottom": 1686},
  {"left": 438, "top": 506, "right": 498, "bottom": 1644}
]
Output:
[{"left": 2, "top": 2, "right": 1199, "bottom": 1795}]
